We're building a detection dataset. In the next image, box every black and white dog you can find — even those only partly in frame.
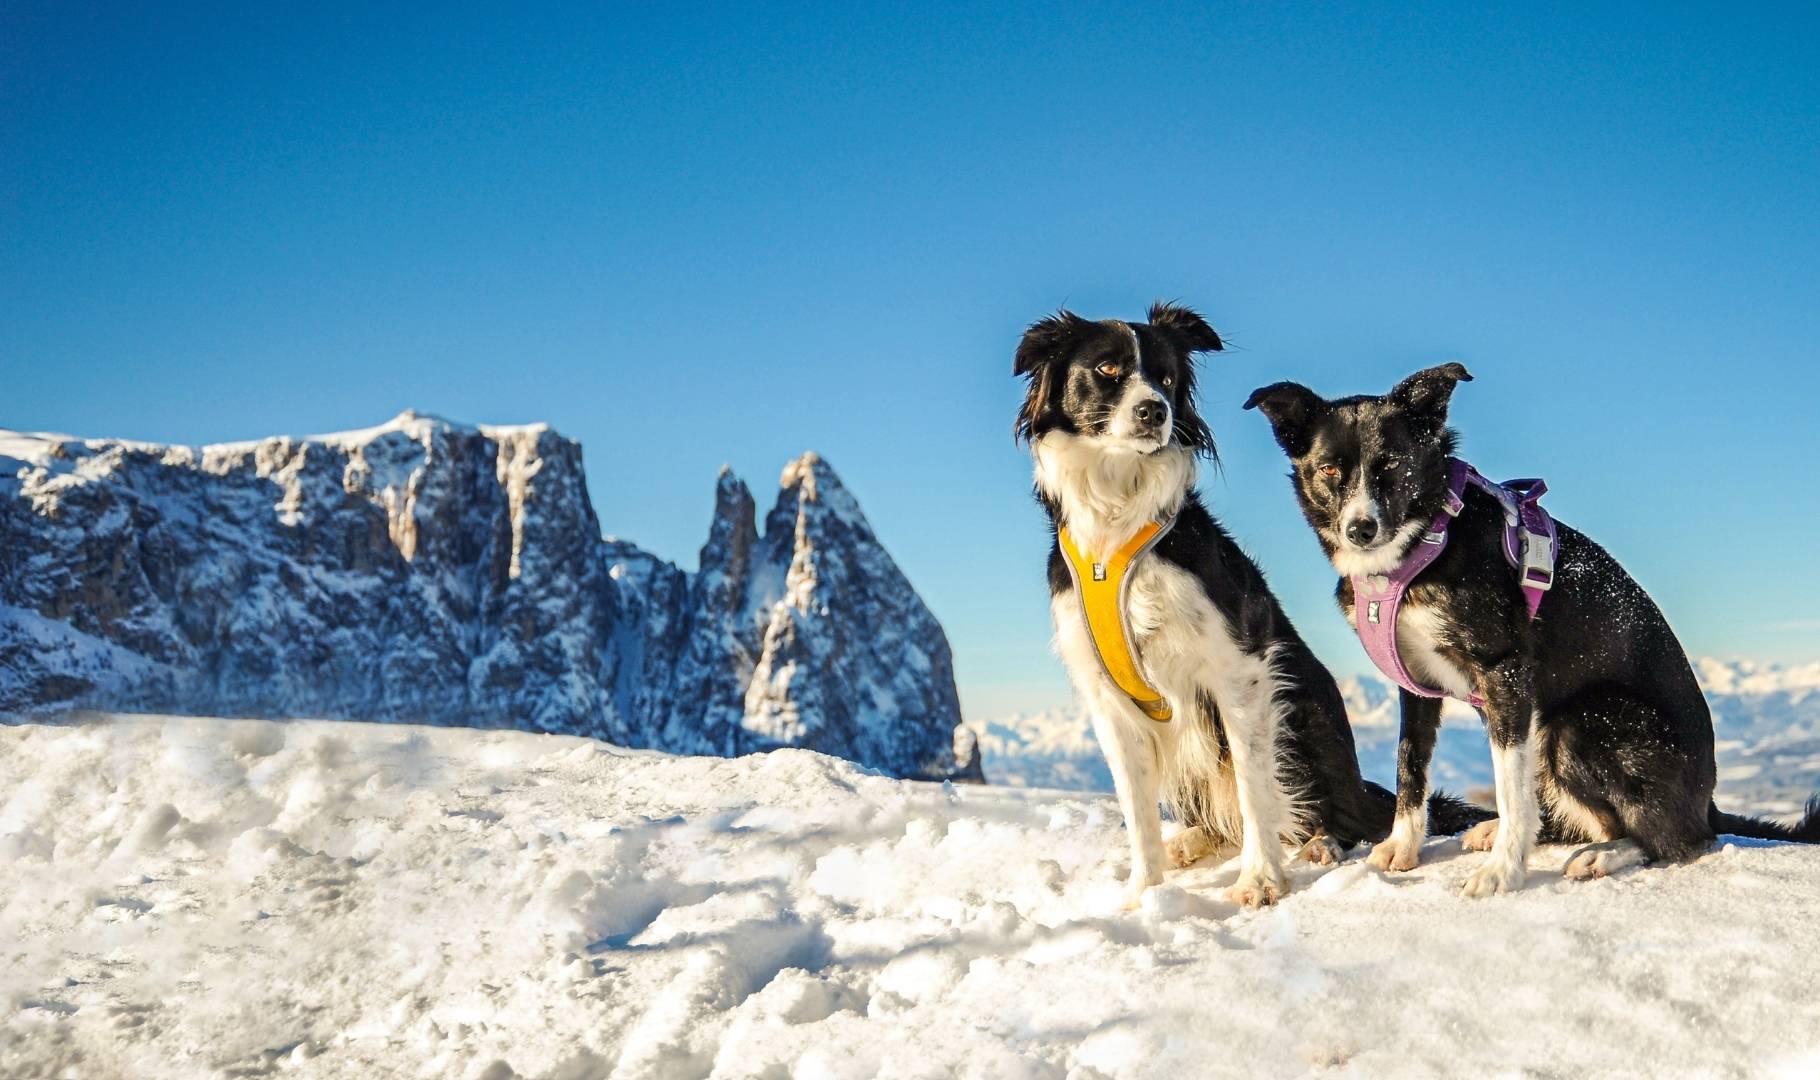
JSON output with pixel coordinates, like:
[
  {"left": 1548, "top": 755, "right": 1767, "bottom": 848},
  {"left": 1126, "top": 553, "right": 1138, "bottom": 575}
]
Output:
[
  {"left": 1015, "top": 305, "right": 1486, "bottom": 908},
  {"left": 1245, "top": 364, "right": 1820, "bottom": 897}
]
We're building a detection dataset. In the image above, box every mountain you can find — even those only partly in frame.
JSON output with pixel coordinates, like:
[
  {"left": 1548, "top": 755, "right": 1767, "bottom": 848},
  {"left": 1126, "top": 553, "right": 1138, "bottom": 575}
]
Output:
[
  {"left": 1694, "top": 658, "right": 1820, "bottom": 817},
  {"left": 986, "top": 661, "right": 1820, "bottom": 816},
  {"left": 974, "top": 708, "right": 1113, "bottom": 792},
  {"left": 0, "top": 412, "right": 977, "bottom": 780}
]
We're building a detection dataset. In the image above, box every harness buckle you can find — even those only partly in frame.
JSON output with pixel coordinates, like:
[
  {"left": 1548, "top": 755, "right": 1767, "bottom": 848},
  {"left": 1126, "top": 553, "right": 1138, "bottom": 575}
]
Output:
[{"left": 1518, "top": 527, "right": 1555, "bottom": 591}]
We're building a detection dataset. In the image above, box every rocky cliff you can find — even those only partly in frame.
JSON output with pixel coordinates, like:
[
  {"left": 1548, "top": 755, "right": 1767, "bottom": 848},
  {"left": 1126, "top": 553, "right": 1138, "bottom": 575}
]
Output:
[{"left": 0, "top": 412, "right": 978, "bottom": 780}]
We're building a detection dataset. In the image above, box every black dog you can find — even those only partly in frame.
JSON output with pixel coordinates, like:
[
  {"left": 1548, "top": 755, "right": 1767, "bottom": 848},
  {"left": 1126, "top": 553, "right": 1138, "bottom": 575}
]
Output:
[
  {"left": 1245, "top": 364, "right": 1820, "bottom": 896},
  {"left": 1014, "top": 305, "right": 1485, "bottom": 907}
]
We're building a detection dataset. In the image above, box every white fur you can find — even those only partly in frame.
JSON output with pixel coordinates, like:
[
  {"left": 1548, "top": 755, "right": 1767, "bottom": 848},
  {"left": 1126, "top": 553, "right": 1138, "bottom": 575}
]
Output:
[
  {"left": 1462, "top": 726, "right": 1539, "bottom": 898},
  {"left": 1032, "top": 432, "right": 1193, "bottom": 558},
  {"left": 1338, "top": 488, "right": 1382, "bottom": 541},
  {"left": 1563, "top": 838, "right": 1646, "bottom": 880},
  {"left": 1368, "top": 804, "right": 1426, "bottom": 872},
  {"left": 1460, "top": 790, "right": 1612, "bottom": 857},
  {"left": 1297, "top": 834, "right": 1345, "bottom": 865},
  {"left": 1166, "top": 824, "right": 1230, "bottom": 868},
  {"left": 1327, "top": 517, "right": 1429, "bottom": 577},
  {"left": 1461, "top": 817, "right": 1499, "bottom": 851},
  {"left": 1392, "top": 603, "right": 1478, "bottom": 703},
  {"left": 1037, "top": 433, "right": 1303, "bottom": 909}
]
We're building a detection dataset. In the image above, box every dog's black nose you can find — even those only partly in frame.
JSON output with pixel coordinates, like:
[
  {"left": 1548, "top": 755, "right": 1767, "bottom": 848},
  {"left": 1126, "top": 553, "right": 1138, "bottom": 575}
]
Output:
[
  {"left": 1345, "top": 517, "right": 1380, "bottom": 546},
  {"left": 1133, "top": 400, "right": 1165, "bottom": 428}
]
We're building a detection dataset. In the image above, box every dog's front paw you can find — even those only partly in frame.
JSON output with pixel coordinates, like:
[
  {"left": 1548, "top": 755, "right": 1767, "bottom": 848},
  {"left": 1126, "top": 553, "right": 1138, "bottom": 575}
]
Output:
[
  {"left": 1297, "top": 834, "right": 1345, "bottom": 866},
  {"left": 1119, "top": 866, "right": 1165, "bottom": 910},
  {"left": 1461, "top": 857, "right": 1527, "bottom": 898},
  {"left": 1367, "top": 834, "right": 1420, "bottom": 873},
  {"left": 1222, "top": 865, "right": 1288, "bottom": 908},
  {"left": 1461, "top": 819, "right": 1499, "bottom": 852},
  {"left": 1166, "top": 825, "right": 1221, "bottom": 869}
]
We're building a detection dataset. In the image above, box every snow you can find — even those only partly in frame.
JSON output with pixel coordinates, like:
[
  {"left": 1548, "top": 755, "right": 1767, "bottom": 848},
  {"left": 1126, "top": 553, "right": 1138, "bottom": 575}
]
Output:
[
  {"left": 0, "top": 413, "right": 552, "bottom": 476},
  {"left": 6, "top": 713, "right": 1820, "bottom": 1078},
  {"left": 210, "top": 409, "right": 552, "bottom": 455},
  {"left": 0, "top": 430, "right": 74, "bottom": 467}
]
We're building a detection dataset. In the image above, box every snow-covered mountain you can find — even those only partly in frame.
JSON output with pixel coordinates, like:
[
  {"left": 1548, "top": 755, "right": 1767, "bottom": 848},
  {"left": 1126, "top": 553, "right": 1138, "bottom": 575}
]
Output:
[
  {"left": 974, "top": 709, "right": 1113, "bottom": 792},
  {"left": 1695, "top": 657, "right": 1820, "bottom": 817},
  {"left": 987, "top": 660, "right": 1820, "bottom": 816},
  {"left": 0, "top": 413, "right": 977, "bottom": 780}
]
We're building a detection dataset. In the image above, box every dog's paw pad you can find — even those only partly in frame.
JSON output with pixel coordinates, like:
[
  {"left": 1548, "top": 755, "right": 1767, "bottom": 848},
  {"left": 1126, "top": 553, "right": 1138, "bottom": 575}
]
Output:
[
  {"left": 1165, "top": 826, "right": 1220, "bottom": 869},
  {"left": 1367, "top": 836, "right": 1419, "bottom": 873},
  {"left": 1222, "top": 870, "right": 1288, "bottom": 909},
  {"left": 1461, "top": 860, "right": 1526, "bottom": 898},
  {"left": 1119, "top": 868, "right": 1165, "bottom": 911},
  {"left": 1297, "top": 835, "right": 1344, "bottom": 866},
  {"left": 1460, "top": 819, "right": 1500, "bottom": 852},
  {"left": 1563, "top": 841, "right": 1645, "bottom": 882}
]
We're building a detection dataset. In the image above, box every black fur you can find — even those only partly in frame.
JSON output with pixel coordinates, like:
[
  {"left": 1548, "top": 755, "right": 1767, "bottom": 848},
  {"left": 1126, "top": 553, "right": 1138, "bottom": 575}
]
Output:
[
  {"left": 1245, "top": 364, "right": 1820, "bottom": 863},
  {"left": 1015, "top": 301, "right": 1217, "bottom": 455},
  {"left": 1016, "top": 308, "right": 1489, "bottom": 848}
]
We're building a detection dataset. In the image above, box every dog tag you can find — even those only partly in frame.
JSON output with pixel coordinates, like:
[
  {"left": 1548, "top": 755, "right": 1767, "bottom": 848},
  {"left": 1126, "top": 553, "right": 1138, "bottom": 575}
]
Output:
[
  {"left": 1092, "top": 563, "right": 1106, "bottom": 582},
  {"left": 1368, "top": 600, "right": 1381, "bottom": 624}
]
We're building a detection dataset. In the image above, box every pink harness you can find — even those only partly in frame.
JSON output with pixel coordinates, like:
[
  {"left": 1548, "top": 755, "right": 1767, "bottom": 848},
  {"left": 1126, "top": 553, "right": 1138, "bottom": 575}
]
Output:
[{"left": 1350, "top": 458, "right": 1558, "bottom": 709}]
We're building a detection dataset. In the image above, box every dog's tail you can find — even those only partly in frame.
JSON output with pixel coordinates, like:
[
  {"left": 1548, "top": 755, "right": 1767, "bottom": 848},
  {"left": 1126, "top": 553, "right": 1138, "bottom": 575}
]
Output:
[
  {"left": 1709, "top": 796, "right": 1820, "bottom": 844},
  {"left": 1426, "top": 790, "right": 1497, "bottom": 835},
  {"left": 1362, "top": 780, "right": 1495, "bottom": 836}
]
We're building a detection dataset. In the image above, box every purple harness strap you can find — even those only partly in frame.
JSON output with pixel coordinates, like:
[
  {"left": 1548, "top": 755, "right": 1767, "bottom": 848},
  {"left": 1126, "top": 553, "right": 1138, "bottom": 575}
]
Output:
[{"left": 1350, "top": 457, "right": 1559, "bottom": 709}]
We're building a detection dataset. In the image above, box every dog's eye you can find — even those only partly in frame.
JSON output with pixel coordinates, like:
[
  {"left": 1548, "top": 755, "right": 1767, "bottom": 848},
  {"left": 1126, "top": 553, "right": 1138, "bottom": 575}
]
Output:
[
  {"left": 1160, "top": 375, "right": 1174, "bottom": 388},
  {"left": 1319, "top": 464, "right": 1341, "bottom": 479},
  {"left": 1096, "top": 362, "right": 1122, "bottom": 378}
]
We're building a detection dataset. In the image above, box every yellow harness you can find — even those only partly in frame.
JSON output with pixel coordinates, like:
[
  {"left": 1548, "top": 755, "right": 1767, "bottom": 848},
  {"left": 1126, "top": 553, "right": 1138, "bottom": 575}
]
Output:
[{"left": 1057, "top": 517, "right": 1177, "bottom": 722}]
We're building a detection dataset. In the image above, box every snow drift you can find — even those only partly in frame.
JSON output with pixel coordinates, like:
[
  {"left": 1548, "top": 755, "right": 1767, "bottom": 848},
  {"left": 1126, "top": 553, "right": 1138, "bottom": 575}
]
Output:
[
  {"left": 0, "top": 413, "right": 975, "bottom": 780},
  {"left": 3, "top": 714, "right": 1818, "bottom": 1078}
]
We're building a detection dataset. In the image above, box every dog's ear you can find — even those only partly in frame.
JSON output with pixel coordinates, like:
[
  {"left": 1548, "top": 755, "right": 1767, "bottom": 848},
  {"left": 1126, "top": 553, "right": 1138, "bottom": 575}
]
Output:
[
  {"left": 1144, "top": 303, "right": 1220, "bottom": 455},
  {"left": 1242, "top": 382, "right": 1327, "bottom": 457},
  {"left": 1013, "top": 310, "right": 1090, "bottom": 443},
  {"left": 1388, "top": 363, "right": 1472, "bottom": 432},
  {"left": 1014, "top": 310, "right": 1091, "bottom": 376},
  {"left": 1147, "top": 301, "right": 1223, "bottom": 354}
]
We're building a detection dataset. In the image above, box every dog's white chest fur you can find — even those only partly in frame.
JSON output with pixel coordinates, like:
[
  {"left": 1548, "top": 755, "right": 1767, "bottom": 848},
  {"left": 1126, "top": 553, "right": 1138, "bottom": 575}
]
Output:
[
  {"left": 1035, "top": 433, "right": 1298, "bottom": 861},
  {"left": 1392, "top": 602, "right": 1477, "bottom": 702},
  {"left": 1033, "top": 433, "right": 1191, "bottom": 554}
]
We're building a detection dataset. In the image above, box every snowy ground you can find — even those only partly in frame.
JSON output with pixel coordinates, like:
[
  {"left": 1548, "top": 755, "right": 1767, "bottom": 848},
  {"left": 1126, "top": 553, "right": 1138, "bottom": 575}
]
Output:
[{"left": 5, "top": 715, "right": 1820, "bottom": 1078}]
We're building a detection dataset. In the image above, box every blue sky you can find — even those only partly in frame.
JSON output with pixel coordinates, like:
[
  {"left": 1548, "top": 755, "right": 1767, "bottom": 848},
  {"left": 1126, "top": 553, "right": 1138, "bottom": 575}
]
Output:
[{"left": 5, "top": 3, "right": 1818, "bottom": 719}]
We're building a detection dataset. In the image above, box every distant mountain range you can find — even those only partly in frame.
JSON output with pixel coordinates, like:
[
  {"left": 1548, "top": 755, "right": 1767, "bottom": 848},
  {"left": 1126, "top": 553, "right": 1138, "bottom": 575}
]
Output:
[
  {"left": 982, "top": 659, "right": 1820, "bottom": 817},
  {"left": 0, "top": 412, "right": 978, "bottom": 781}
]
